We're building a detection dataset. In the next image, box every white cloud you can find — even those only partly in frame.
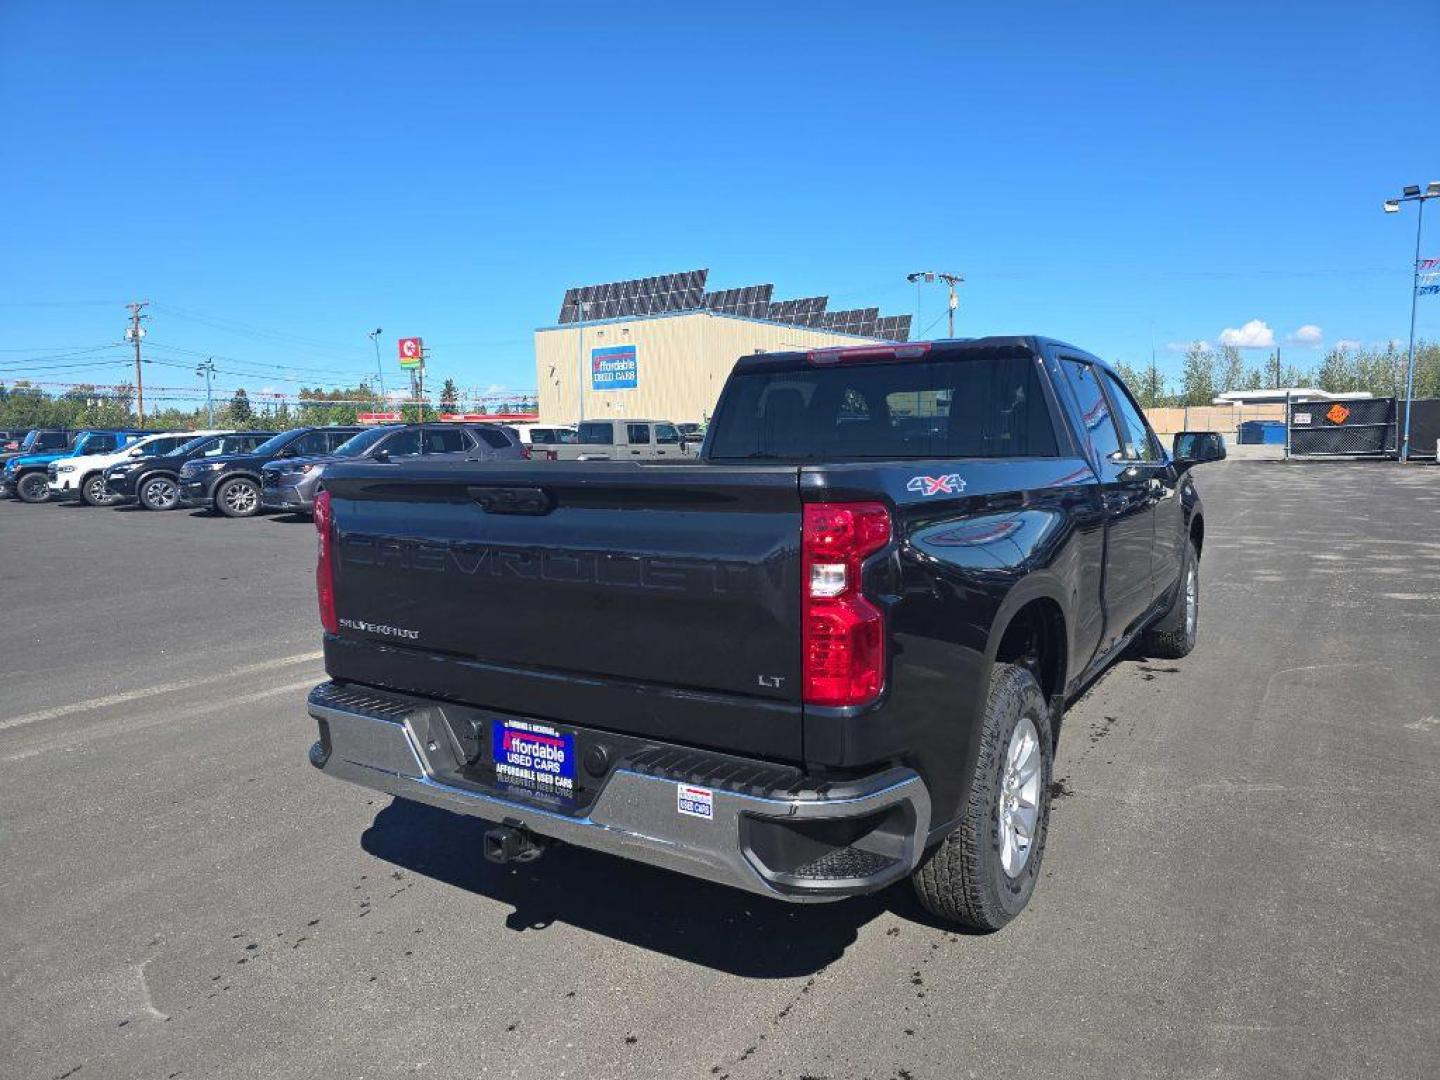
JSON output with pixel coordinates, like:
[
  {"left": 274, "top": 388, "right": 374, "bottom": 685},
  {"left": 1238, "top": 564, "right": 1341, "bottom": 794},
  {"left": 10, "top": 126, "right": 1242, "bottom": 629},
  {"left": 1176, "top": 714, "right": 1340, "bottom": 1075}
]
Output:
[
  {"left": 258, "top": 385, "right": 284, "bottom": 397},
  {"left": 1286, "top": 324, "right": 1323, "bottom": 347},
  {"left": 1165, "top": 339, "right": 1210, "bottom": 353},
  {"left": 1333, "top": 338, "right": 1364, "bottom": 352},
  {"left": 1218, "top": 319, "right": 1276, "bottom": 349}
]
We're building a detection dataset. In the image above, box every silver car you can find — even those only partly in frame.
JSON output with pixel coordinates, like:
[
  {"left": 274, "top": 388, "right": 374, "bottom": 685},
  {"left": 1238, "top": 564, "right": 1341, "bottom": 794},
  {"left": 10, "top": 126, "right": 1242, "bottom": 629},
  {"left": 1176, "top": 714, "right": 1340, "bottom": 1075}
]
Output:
[{"left": 260, "top": 423, "right": 525, "bottom": 513}]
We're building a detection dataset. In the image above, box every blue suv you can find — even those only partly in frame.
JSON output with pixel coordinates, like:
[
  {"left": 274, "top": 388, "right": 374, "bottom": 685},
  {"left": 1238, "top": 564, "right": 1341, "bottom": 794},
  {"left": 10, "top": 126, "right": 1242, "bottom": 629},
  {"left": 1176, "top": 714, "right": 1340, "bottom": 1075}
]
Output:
[{"left": 3, "top": 430, "right": 147, "bottom": 503}]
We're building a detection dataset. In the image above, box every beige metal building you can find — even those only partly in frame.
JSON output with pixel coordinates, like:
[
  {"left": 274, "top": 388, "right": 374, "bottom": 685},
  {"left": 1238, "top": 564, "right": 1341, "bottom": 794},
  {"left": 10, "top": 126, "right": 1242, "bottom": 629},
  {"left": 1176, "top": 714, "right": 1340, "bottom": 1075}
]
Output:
[{"left": 534, "top": 269, "right": 912, "bottom": 424}]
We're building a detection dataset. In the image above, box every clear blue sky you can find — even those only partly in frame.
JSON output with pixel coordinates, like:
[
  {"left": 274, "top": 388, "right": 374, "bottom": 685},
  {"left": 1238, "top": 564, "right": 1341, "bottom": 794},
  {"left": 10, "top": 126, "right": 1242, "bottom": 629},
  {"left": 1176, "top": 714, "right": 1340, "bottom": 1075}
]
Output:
[{"left": 2, "top": 1, "right": 1437, "bottom": 404}]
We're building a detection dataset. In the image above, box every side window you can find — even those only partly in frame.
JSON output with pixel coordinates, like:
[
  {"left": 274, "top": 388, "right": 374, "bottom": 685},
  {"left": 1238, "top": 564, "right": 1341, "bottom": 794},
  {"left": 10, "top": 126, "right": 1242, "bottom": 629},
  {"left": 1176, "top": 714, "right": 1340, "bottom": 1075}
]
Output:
[
  {"left": 531, "top": 429, "right": 554, "bottom": 445},
  {"left": 474, "top": 428, "right": 511, "bottom": 449},
  {"left": 655, "top": 424, "right": 680, "bottom": 445},
  {"left": 577, "top": 422, "right": 613, "bottom": 445},
  {"left": 159, "top": 437, "right": 188, "bottom": 454},
  {"left": 379, "top": 429, "right": 423, "bottom": 457},
  {"left": 291, "top": 431, "right": 331, "bottom": 456},
  {"left": 326, "top": 431, "right": 358, "bottom": 452},
  {"left": 1059, "top": 360, "right": 1124, "bottom": 461},
  {"left": 626, "top": 423, "right": 651, "bottom": 444},
  {"left": 87, "top": 435, "right": 118, "bottom": 453},
  {"left": 240, "top": 435, "right": 269, "bottom": 451},
  {"left": 423, "top": 428, "right": 467, "bottom": 454},
  {"left": 1100, "top": 371, "right": 1157, "bottom": 461}
]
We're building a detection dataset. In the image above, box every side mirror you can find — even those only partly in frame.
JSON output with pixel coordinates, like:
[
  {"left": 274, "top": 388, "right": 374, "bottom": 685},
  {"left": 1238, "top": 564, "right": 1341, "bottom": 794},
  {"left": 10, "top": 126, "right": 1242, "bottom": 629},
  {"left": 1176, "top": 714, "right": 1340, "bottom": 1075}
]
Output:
[
  {"left": 1172, "top": 431, "right": 1227, "bottom": 468},
  {"left": 372, "top": 449, "right": 390, "bottom": 463},
  {"left": 128, "top": 448, "right": 144, "bottom": 457}
]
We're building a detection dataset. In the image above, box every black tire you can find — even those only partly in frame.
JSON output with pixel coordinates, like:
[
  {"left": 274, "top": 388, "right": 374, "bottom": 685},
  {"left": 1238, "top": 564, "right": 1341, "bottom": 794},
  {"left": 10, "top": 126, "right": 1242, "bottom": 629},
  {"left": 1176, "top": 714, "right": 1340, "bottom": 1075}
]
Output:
[
  {"left": 15, "top": 471, "right": 51, "bottom": 504},
  {"left": 138, "top": 474, "right": 180, "bottom": 511},
  {"left": 215, "top": 476, "right": 262, "bottom": 518},
  {"left": 1141, "top": 538, "right": 1199, "bottom": 659},
  {"left": 80, "top": 472, "right": 116, "bottom": 507},
  {"left": 912, "top": 663, "right": 1053, "bottom": 931}
]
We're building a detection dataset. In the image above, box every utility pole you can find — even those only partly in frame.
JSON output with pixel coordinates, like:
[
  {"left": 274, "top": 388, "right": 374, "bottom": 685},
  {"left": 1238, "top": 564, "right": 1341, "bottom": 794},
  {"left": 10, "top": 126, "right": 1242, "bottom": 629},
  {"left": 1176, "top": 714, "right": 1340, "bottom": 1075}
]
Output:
[
  {"left": 125, "top": 301, "right": 148, "bottom": 426},
  {"left": 905, "top": 271, "right": 964, "bottom": 337},
  {"left": 368, "top": 328, "right": 386, "bottom": 400},
  {"left": 195, "top": 358, "right": 217, "bottom": 426}
]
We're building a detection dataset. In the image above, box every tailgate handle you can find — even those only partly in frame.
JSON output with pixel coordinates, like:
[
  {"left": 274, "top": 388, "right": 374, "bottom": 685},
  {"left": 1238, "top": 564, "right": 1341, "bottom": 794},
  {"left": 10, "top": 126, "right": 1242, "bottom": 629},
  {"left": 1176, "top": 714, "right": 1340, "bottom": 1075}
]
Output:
[{"left": 467, "top": 485, "right": 554, "bottom": 515}]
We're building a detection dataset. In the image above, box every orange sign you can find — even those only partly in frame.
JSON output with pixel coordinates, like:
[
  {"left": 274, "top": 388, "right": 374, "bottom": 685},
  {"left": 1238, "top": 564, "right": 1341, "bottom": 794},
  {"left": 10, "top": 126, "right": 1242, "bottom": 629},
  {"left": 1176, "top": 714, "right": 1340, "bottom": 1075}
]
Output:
[{"left": 1326, "top": 403, "right": 1351, "bottom": 425}]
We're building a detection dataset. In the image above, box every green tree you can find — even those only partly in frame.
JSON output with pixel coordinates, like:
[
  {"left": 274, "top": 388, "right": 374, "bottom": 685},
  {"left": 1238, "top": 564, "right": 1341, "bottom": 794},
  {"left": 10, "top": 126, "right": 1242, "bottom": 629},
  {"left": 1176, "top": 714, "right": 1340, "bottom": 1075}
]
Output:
[
  {"left": 439, "top": 378, "right": 459, "bottom": 413},
  {"left": 1219, "top": 346, "right": 1246, "bottom": 393},
  {"left": 1180, "top": 343, "right": 1217, "bottom": 406},
  {"left": 228, "top": 388, "right": 253, "bottom": 425}
]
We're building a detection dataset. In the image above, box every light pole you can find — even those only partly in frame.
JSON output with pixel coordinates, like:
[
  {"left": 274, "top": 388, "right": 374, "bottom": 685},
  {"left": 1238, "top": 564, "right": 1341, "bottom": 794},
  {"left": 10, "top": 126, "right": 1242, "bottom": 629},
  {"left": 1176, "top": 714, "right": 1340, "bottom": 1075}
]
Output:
[
  {"left": 368, "top": 328, "right": 386, "bottom": 401},
  {"left": 906, "top": 271, "right": 964, "bottom": 337},
  {"left": 574, "top": 300, "right": 591, "bottom": 423},
  {"left": 195, "top": 358, "right": 217, "bottom": 426},
  {"left": 1383, "top": 181, "right": 1439, "bottom": 462}
]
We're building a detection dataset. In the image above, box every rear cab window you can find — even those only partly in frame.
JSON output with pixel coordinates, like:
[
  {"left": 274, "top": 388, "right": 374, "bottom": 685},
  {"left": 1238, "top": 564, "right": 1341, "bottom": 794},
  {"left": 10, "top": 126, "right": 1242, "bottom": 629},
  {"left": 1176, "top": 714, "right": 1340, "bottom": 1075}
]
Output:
[{"left": 707, "top": 356, "right": 1059, "bottom": 460}]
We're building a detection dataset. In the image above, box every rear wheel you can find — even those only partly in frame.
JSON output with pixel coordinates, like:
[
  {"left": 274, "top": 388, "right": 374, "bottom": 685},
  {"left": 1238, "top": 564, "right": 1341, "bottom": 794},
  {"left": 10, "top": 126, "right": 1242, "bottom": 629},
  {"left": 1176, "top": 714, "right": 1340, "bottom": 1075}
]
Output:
[
  {"left": 912, "top": 663, "right": 1053, "bottom": 931},
  {"left": 16, "top": 472, "right": 51, "bottom": 503},
  {"left": 216, "top": 477, "right": 261, "bottom": 518},
  {"left": 81, "top": 473, "right": 117, "bottom": 507},
  {"left": 139, "top": 475, "right": 180, "bottom": 511}
]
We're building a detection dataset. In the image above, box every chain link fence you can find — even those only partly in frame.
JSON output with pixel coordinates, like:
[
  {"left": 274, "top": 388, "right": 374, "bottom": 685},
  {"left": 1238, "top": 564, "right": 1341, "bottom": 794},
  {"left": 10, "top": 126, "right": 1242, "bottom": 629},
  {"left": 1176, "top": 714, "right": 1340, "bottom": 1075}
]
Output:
[{"left": 1287, "top": 398, "right": 1396, "bottom": 457}]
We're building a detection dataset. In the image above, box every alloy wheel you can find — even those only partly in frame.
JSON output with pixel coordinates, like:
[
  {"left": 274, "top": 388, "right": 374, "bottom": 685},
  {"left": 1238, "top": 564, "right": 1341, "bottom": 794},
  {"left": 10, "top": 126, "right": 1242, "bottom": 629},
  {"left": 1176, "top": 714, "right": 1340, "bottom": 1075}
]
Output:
[{"left": 998, "top": 715, "right": 1042, "bottom": 877}]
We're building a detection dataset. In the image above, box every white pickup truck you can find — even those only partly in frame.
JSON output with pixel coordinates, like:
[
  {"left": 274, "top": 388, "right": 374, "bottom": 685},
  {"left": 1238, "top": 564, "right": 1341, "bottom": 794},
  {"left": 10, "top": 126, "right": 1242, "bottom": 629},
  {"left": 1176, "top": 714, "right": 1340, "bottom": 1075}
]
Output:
[{"left": 49, "top": 430, "right": 210, "bottom": 505}]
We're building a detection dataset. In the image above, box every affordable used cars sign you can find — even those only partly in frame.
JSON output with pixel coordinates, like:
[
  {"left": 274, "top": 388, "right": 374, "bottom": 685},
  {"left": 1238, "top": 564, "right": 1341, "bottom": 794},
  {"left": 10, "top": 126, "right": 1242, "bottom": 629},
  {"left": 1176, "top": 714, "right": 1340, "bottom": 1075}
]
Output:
[{"left": 591, "top": 345, "right": 637, "bottom": 390}]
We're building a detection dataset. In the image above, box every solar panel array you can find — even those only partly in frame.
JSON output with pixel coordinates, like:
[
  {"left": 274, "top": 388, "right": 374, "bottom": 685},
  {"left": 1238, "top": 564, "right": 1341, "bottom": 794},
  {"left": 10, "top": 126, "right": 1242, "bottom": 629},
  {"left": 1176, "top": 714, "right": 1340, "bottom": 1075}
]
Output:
[
  {"left": 821, "top": 307, "right": 881, "bottom": 336},
  {"left": 557, "top": 269, "right": 910, "bottom": 340},
  {"left": 703, "top": 284, "right": 774, "bottom": 318},
  {"left": 558, "top": 269, "right": 709, "bottom": 323},
  {"left": 873, "top": 315, "right": 913, "bottom": 341},
  {"left": 766, "top": 297, "right": 828, "bottom": 328}
]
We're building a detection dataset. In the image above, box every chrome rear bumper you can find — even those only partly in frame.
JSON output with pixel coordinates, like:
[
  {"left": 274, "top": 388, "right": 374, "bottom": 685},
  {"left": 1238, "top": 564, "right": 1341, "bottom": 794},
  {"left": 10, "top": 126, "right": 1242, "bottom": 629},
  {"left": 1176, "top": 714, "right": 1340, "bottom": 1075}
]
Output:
[{"left": 307, "top": 682, "right": 931, "bottom": 902}]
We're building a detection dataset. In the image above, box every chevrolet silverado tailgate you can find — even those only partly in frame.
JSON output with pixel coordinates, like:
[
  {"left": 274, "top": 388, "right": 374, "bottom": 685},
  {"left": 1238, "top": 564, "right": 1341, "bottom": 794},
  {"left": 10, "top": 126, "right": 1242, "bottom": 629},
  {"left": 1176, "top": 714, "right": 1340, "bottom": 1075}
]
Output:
[{"left": 319, "top": 460, "right": 805, "bottom": 758}]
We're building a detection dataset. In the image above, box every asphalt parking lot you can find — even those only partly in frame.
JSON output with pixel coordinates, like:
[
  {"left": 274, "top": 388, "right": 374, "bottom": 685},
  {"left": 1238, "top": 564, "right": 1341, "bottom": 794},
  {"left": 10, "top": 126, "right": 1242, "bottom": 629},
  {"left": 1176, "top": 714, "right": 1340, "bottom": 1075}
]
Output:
[{"left": 2, "top": 463, "right": 1438, "bottom": 1080}]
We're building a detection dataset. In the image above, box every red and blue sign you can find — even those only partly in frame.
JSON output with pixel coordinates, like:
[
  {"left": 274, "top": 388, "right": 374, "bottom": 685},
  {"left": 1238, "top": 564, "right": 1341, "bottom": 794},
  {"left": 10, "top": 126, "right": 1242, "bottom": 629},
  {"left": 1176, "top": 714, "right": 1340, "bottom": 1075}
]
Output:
[
  {"left": 492, "top": 719, "right": 575, "bottom": 796},
  {"left": 591, "top": 345, "right": 638, "bottom": 390}
]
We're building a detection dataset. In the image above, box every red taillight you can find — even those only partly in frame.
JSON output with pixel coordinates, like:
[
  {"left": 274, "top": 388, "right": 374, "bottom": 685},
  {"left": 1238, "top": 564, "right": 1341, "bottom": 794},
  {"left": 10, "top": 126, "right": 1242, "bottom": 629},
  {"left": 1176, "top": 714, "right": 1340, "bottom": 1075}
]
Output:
[
  {"left": 545, "top": 449, "right": 558, "bottom": 461},
  {"left": 802, "top": 501, "right": 891, "bottom": 707},
  {"left": 314, "top": 489, "right": 338, "bottom": 634}
]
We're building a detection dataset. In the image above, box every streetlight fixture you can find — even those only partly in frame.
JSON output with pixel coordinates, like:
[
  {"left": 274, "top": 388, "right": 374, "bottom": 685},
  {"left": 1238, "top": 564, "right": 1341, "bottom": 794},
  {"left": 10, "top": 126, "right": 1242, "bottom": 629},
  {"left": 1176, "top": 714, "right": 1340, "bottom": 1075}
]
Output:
[
  {"left": 1382, "top": 181, "right": 1439, "bottom": 462},
  {"left": 907, "top": 270, "right": 964, "bottom": 337}
]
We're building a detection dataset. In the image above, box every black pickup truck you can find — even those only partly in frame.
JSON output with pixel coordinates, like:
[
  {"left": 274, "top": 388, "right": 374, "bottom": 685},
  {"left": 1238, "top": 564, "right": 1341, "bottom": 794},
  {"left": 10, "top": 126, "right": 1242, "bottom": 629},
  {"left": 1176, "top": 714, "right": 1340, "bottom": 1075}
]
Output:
[{"left": 304, "top": 337, "right": 1224, "bottom": 930}]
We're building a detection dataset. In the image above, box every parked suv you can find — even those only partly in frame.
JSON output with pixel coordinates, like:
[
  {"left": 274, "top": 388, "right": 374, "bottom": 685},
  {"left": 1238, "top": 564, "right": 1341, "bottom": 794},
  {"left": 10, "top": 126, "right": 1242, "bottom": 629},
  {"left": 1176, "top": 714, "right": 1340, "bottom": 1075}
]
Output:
[
  {"left": 50, "top": 431, "right": 200, "bottom": 506},
  {"left": 179, "top": 425, "right": 363, "bottom": 517},
  {"left": 0, "top": 429, "right": 73, "bottom": 471},
  {"left": 260, "top": 422, "right": 524, "bottom": 514},
  {"left": 551, "top": 419, "right": 695, "bottom": 461},
  {"left": 4, "top": 430, "right": 146, "bottom": 503},
  {"left": 104, "top": 431, "right": 275, "bottom": 510}
]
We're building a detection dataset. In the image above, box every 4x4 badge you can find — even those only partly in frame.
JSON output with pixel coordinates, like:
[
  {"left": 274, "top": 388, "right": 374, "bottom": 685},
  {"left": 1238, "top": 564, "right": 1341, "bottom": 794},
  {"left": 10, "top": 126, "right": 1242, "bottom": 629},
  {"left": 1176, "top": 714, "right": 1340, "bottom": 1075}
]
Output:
[{"left": 907, "top": 473, "right": 964, "bottom": 496}]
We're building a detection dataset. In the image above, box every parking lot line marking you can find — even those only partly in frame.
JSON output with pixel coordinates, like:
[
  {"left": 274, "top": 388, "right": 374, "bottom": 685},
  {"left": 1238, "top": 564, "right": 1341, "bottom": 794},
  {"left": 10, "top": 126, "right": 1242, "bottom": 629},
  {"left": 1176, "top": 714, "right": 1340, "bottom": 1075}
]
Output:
[
  {"left": 0, "top": 651, "right": 324, "bottom": 733},
  {"left": 2, "top": 678, "right": 322, "bottom": 763}
]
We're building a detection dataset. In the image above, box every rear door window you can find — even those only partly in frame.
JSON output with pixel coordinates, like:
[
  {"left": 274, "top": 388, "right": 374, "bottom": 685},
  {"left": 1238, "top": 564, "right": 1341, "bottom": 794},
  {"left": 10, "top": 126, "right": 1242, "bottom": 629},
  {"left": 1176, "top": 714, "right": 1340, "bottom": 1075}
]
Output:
[
  {"left": 577, "top": 422, "right": 614, "bottom": 445},
  {"left": 379, "top": 429, "right": 423, "bottom": 457},
  {"left": 473, "top": 428, "right": 512, "bottom": 449},
  {"left": 424, "top": 428, "right": 468, "bottom": 453},
  {"left": 290, "top": 431, "right": 332, "bottom": 456},
  {"left": 626, "top": 423, "right": 652, "bottom": 444}
]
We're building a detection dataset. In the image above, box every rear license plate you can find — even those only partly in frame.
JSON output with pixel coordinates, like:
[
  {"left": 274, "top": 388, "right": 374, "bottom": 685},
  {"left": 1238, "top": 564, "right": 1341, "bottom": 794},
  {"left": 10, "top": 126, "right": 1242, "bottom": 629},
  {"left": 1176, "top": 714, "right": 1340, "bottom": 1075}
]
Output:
[{"left": 491, "top": 719, "right": 575, "bottom": 798}]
